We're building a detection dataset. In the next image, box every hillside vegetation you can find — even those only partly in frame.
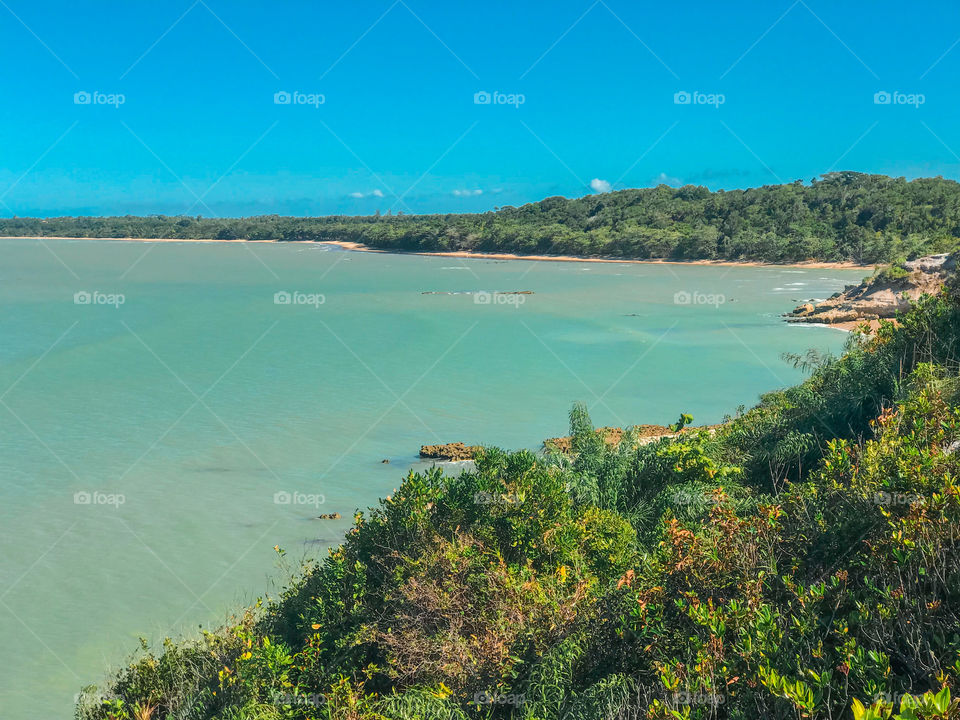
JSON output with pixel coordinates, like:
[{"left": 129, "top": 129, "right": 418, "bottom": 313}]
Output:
[
  {"left": 77, "top": 274, "right": 960, "bottom": 719},
  {"left": 9, "top": 172, "right": 960, "bottom": 264}
]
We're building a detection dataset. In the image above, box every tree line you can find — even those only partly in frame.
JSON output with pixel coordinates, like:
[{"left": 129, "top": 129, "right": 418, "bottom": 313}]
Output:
[{"left": 5, "top": 171, "right": 960, "bottom": 264}]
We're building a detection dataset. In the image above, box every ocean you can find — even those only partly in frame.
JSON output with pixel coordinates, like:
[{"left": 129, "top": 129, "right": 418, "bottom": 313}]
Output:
[{"left": 0, "top": 238, "right": 863, "bottom": 719}]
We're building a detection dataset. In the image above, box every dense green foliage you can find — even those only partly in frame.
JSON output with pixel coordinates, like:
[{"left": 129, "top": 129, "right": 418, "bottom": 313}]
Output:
[
  {"left": 10, "top": 172, "right": 960, "bottom": 264},
  {"left": 78, "top": 287, "right": 960, "bottom": 720}
]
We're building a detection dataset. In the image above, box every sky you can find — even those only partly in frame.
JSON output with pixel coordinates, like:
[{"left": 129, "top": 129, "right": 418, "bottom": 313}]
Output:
[{"left": 0, "top": 0, "right": 958, "bottom": 217}]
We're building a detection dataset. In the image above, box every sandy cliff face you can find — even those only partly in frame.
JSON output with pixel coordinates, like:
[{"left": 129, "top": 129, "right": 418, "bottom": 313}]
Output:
[{"left": 786, "top": 253, "right": 956, "bottom": 328}]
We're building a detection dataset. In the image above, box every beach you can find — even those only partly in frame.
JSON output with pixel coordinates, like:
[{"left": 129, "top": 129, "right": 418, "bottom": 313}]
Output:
[{"left": 11, "top": 236, "right": 873, "bottom": 270}]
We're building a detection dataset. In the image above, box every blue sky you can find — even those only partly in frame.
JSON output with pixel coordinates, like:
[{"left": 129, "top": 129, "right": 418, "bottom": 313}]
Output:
[{"left": 1, "top": 0, "right": 958, "bottom": 217}]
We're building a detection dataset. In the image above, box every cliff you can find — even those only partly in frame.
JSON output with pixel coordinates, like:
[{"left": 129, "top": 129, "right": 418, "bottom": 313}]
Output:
[{"left": 786, "top": 253, "right": 956, "bottom": 329}]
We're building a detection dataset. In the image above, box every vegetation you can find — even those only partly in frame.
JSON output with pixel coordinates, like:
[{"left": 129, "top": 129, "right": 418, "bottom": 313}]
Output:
[
  {"left": 869, "top": 263, "right": 913, "bottom": 285},
  {"left": 78, "top": 276, "right": 960, "bottom": 719},
  {"left": 10, "top": 172, "right": 960, "bottom": 264}
]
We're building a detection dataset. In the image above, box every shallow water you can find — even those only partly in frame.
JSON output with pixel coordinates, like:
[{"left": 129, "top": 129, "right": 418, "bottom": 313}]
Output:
[{"left": 0, "top": 238, "right": 863, "bottom": 718}]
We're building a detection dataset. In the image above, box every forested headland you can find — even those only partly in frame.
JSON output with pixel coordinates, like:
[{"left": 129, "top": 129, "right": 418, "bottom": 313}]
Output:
[{"left": 6, "top": 172, "right": 960, "bottom": 264}]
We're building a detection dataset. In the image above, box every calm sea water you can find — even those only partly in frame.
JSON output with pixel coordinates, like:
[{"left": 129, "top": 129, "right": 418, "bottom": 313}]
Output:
[{"left": 0, "top": 238, "right": 864, "bottom": 718}]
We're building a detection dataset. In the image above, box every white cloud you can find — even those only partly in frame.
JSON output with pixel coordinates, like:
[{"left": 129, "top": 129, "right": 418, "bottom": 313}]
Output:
[
  {"left": 349, "top": 189, "right": 386, "bottom": 199},
  {"left": 348, "top": 192, "right": 364, "bottom": 198},
  {"left": 371, "top": 189, "right": 384, "bottom": 198},
  {"left": 653, "top": 172, "right": 682, "bottom": 187},
  {"left": 590, "top": 178, "right": 612, "bottom": 194},
  {"left": 453, "top": 189, "right": 483, "bottom": 197}
]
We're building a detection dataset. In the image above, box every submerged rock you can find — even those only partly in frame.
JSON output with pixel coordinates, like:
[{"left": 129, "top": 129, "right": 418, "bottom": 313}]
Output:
[{"left": 316, "top": 512, "right": 341, "bottom": 520}]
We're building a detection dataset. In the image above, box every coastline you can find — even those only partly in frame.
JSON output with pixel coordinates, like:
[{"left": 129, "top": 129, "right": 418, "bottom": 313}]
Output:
[
  {"left": 384, "top": 247, "right": 872, "bottom": 270},
  {"left": 8, "top": 236, "right": 874, "bottom": 270},
  {"left": 8, "top": 235, "right": 276, "bottom": 243}
]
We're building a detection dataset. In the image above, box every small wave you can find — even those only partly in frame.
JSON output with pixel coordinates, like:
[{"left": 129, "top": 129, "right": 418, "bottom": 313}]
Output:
[
  {"left": 441, "top": 266, "right": 472, "bottom": 270},
  {"left": 789, "top": 323, "right": 850, "bottom": 333}
]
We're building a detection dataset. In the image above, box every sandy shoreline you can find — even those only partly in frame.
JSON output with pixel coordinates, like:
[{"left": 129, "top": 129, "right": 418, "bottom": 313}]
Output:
[
  {"left": 10, "top": 236, "right": 873, "bottom": 270},
  {"left": 788, "top": 318, "right": 886, "bottom": 333},
  {"left": 318, "top": 239, "right": 871, "bottom": 269},
  {"left": 9, "top": 235, "right": 276, "bottom": 244},
  {"left": 405, "top": 249, "right": 869, "bottom": 270}
]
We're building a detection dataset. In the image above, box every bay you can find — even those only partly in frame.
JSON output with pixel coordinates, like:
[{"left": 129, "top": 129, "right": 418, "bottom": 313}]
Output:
[{"left": 0, "top": 238, "right": 862, "bottom": 719}]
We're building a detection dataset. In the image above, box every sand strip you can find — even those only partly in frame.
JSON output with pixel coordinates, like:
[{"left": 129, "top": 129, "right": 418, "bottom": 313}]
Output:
[{"left": 5, "top": 236, "right": 872, "bottom": 270}]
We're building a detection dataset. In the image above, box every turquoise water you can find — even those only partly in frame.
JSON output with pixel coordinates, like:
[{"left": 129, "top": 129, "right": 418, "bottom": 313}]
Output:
[{"left": 0, "top": 238, "right": 864, "bottom": 718}]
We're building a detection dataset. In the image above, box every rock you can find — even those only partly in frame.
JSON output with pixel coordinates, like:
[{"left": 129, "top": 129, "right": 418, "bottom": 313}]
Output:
[
  {"left": 316, "top": 513, "right": 341, "bottom": 520},
  {"left": 544, "top": 424, "right": 719, "bottom": 454},
  {"left": 785, "top": 253, "right": 956, "bottom": 329},
  {"left": 904, "top": 253, "right": 955, "bottom": 273},
  {"left": 543, "top": 436, "right": 574, "bottom": 454},
  {"left": 544, "top": 426, "right": 626, "bottom": 453},
  {"left": 419, "top": 442, "right": 481, "bottom": 461},
  {"left": 381, "top": 458, "right": 390, "bottom": 463}
]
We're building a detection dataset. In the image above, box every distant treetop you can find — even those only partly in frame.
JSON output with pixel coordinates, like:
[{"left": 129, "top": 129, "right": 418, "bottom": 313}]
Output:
[{"left": 4, "top": 172, "right": 959, "bottom": 264}]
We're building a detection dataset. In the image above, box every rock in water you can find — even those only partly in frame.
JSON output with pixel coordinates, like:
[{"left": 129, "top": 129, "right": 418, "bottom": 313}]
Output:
[{"left": 419, "top": 442, "right": 480, "bottom": 461}]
